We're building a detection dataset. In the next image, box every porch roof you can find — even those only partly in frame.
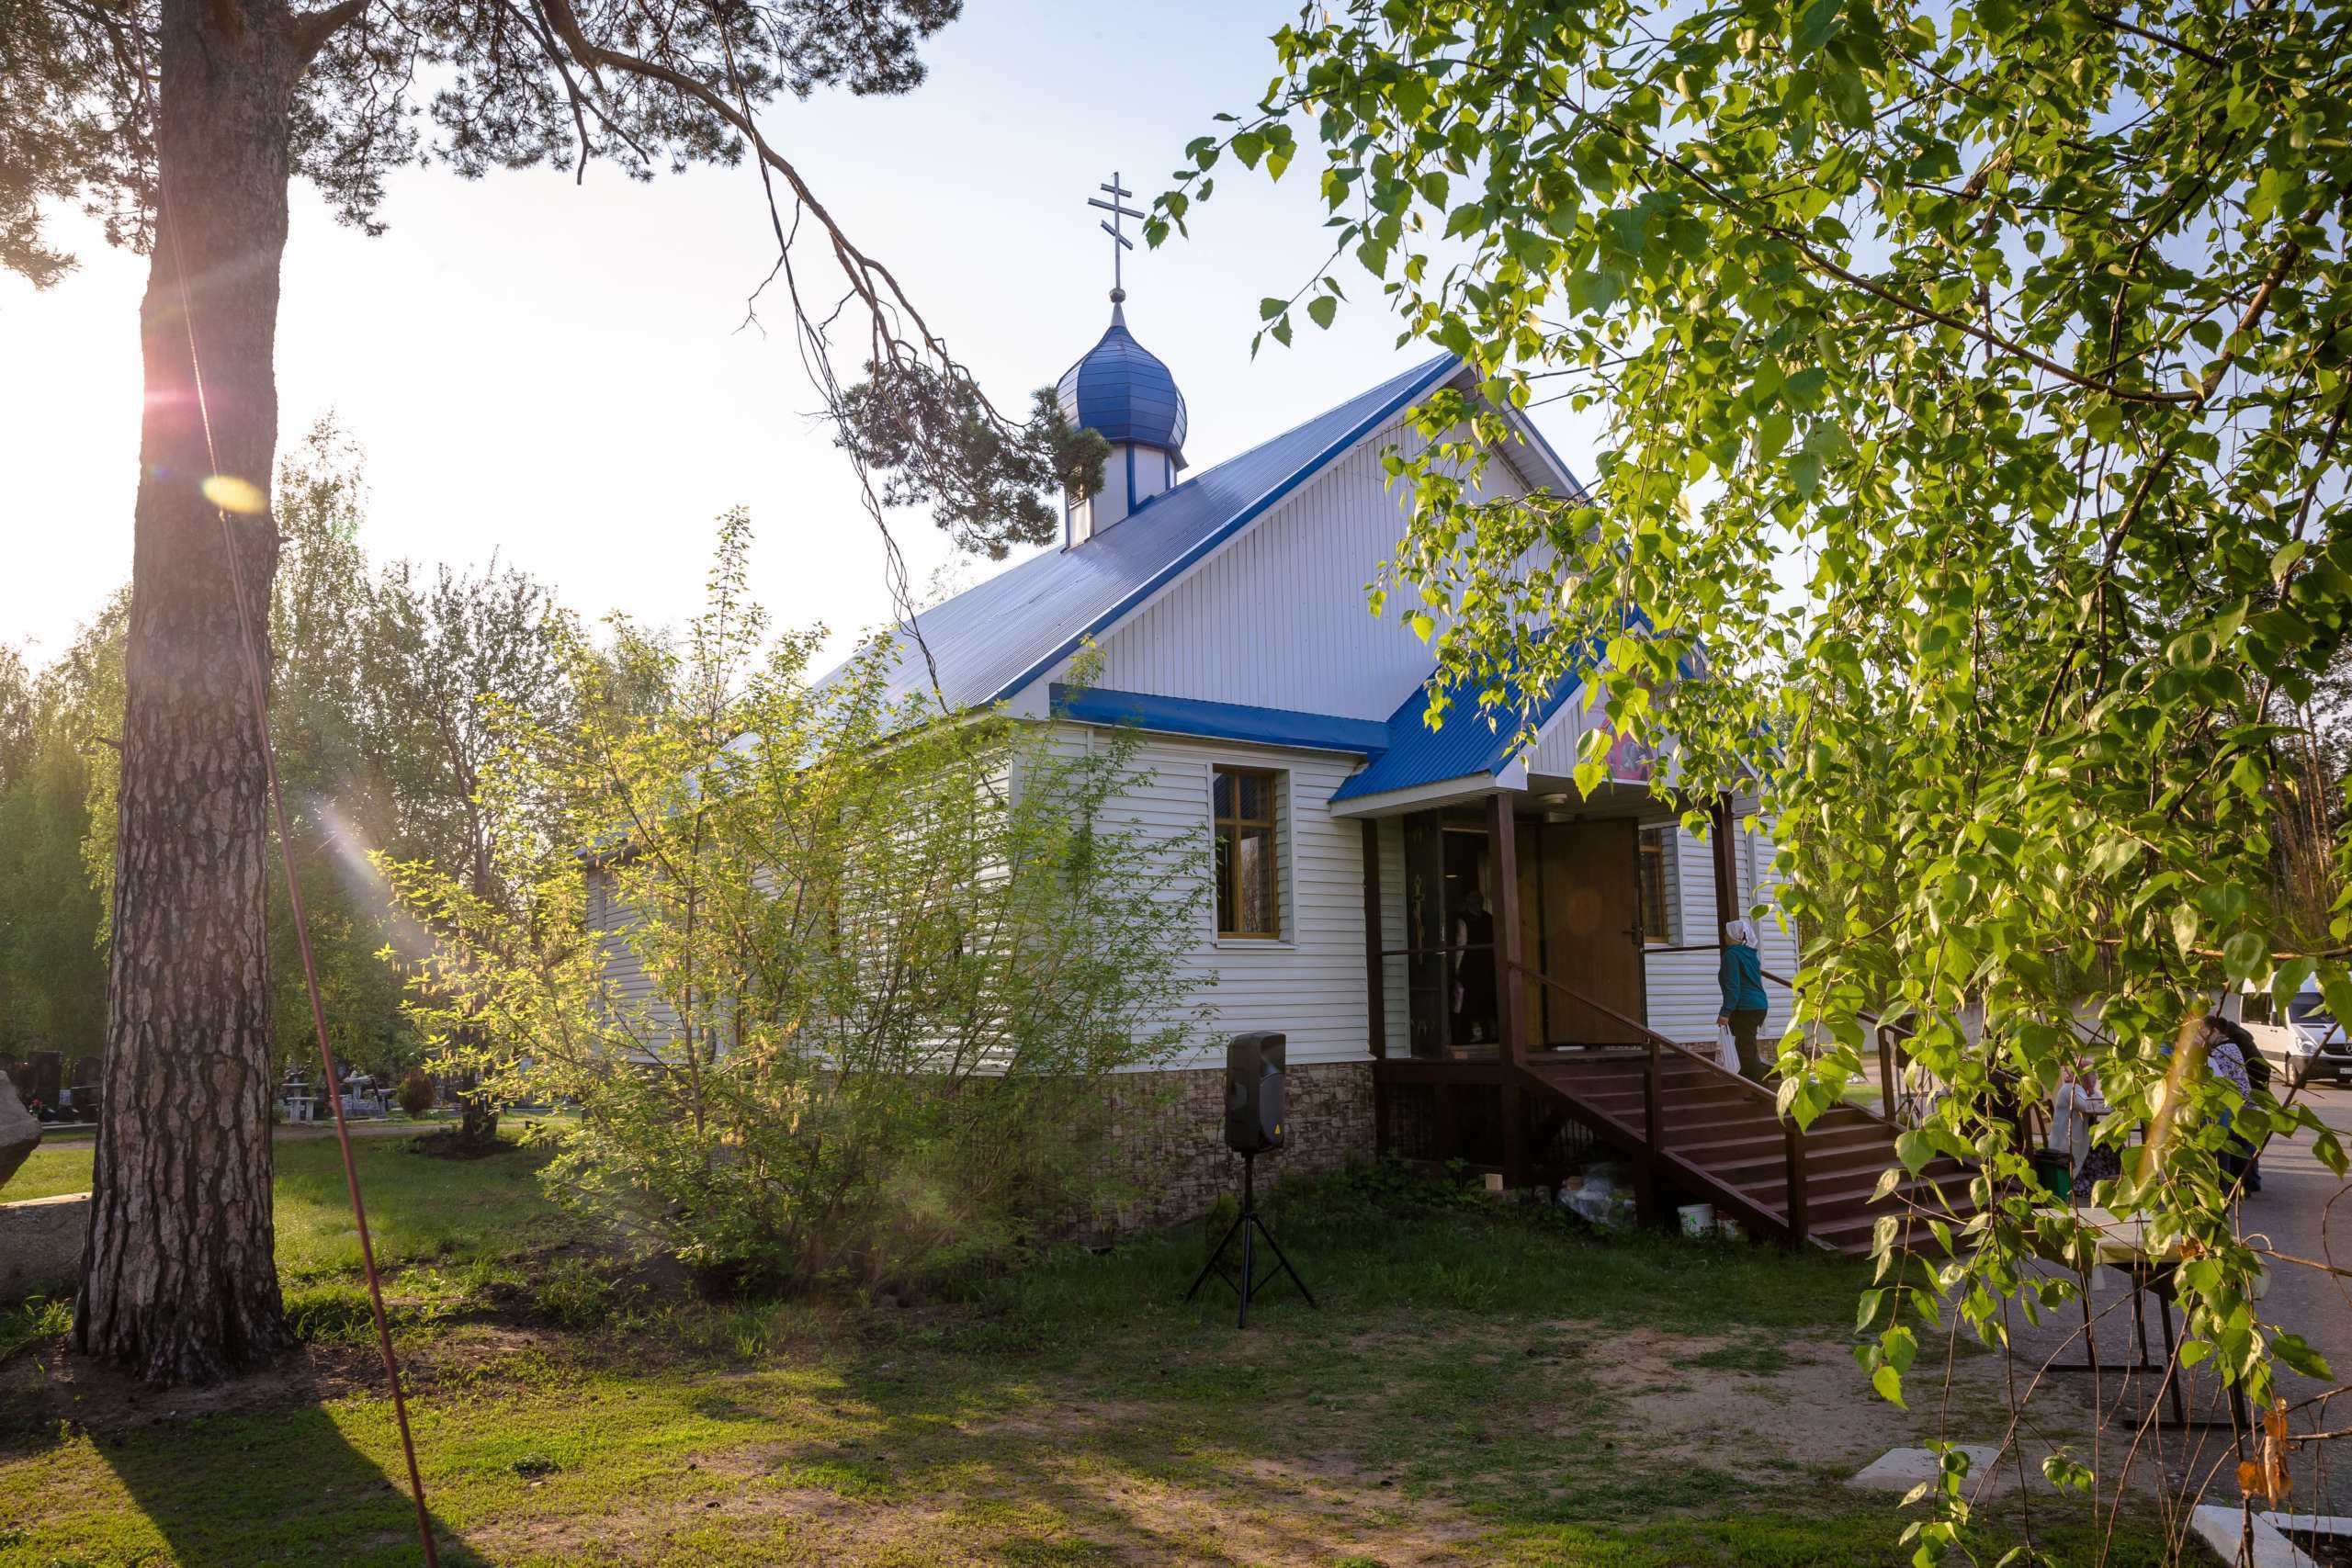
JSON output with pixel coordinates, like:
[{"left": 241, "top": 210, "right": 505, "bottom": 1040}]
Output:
[{"left": 1329, "top": 647, "right": 1593, "bottom": 806}]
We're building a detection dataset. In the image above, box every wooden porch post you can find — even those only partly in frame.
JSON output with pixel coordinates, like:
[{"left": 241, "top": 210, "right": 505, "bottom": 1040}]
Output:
[
  {"left": 1489, "top": 792, "right": 1530, "bottom": 1188},
  {"left": 1709, "top": 794, "right": 1741, "bottom": 936},
  {"left": 1361, "top": 819, "right": 1390, "bottom": 1159},
  {"left": 1362, "top": 819, "right": 1386, "bottom": 1061}
]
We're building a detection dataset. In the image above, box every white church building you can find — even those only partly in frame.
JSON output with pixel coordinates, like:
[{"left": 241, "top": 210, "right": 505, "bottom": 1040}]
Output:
[{"left": 808, "top": 284, "right": 1802, "bottom": 1213}]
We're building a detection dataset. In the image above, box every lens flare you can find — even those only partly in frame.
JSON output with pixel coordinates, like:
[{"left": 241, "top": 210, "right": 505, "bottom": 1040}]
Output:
[
  {"left": 200, "top": 473, "right": 268, "bottom": 513},
  {"left": 310, "top": 795, "right": 438, "bottom": 965}
]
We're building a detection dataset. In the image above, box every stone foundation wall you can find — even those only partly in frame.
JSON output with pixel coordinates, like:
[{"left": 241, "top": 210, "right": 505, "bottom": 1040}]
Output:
[
  {"left": 0, "top": 1192, "right": 87, "bottom": 1302},
  {"left": 1079, "top": 1060, "right": 1374, "bottom": 1238}
]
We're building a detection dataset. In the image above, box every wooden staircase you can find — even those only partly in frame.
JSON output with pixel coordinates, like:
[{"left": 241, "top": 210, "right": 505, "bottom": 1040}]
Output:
[{"left": 1518, "top": 1045, "right": 1973, "bottom": 1257}]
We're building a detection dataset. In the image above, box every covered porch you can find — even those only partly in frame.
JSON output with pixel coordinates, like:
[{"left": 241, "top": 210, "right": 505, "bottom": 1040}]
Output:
[{"left": 1341, "top": 751, "right": 1756, "bottom": 1188}]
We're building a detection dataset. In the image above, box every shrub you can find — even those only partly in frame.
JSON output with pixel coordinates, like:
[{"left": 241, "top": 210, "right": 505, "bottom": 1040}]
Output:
[
  {"left": 387, "top": 517, "right": 1211, "bottom": 1291},
  {"left": 395, "top": 1069, "right": 436, "bottom": 1118}
]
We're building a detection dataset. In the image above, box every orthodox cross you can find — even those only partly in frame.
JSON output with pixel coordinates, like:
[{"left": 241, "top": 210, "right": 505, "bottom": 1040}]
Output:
[{"left": 1088, "top": 172, "right": 1145, "bottom": 302}]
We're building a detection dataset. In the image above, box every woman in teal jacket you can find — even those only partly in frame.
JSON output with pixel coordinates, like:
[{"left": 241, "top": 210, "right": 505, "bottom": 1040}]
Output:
[{"left": 1717, "top": 918, "right": 1770, "bottom": 1080}]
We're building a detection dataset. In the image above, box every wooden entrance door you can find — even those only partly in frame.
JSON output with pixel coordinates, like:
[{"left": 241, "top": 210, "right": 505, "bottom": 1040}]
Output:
[{"left": 1516, "top": 817, "right": 1647, "bottom": 1044}]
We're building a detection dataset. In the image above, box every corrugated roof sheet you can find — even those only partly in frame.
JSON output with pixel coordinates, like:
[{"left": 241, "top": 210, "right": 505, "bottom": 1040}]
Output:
[
  {"left": 865, "top": 351, "right": 1460, "bottom": 713},
  {"left": 1329, "top": 649, "right": 1592, "bottom": 803}
]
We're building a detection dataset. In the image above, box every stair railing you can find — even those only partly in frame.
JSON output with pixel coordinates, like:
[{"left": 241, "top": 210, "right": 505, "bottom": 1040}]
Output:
[{"left": 1505, "top": 957, "right": 1815, "bottom": 1247}]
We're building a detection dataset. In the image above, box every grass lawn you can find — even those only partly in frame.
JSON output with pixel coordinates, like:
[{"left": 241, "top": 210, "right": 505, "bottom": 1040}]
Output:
[
  {"left": 0, "top": 1145, "right": 2204, "bottom": 1566},
  {"left": 4, "top": 1144, "right": 95, "bottom": 1203}
]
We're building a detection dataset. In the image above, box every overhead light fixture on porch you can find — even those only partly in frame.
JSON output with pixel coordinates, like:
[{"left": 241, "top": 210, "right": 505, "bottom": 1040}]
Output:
[{"left": 1537, "top": 792, "right": 1569, "bottom": 807}]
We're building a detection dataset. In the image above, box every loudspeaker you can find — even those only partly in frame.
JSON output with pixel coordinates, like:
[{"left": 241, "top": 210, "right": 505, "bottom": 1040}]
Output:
[{"left": 1224, "top": 1032, "right": 1286, "bottom": 1154}]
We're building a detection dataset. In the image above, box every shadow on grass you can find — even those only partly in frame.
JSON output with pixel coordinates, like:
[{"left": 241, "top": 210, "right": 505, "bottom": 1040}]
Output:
[{"left": 95, "top": 1402, "right": 486, "bottom": 1567}]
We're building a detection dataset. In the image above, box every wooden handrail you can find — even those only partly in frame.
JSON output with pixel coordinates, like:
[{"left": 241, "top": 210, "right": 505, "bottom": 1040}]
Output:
[
  {"left": 1506, "top": 954, "right": 1836, "bottom": 1247},
  {"left": 1376, "top": 942, "right": 1495, "bottom": 961},
  {"left": 1505, "top": 955, "right": 1908, "bottom": 1134},
  {"left": 1502, "top": 957, "right": 1788, "bottom": 1111}
]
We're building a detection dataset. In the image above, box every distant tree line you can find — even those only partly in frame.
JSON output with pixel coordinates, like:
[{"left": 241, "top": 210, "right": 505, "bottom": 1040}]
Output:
[{"left": 1, "top": 420, "right": 575, "bottom": 1089}]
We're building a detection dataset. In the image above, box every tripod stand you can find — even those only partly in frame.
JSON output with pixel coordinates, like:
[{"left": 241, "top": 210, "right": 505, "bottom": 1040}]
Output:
[{"left": 1182, "top": 1150, "right": 1317, "bottom": 1327}]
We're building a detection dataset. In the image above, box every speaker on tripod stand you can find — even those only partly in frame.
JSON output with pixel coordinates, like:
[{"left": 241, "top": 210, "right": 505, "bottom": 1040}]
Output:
[{"left": 1184, "top": 1032, "right": 1317, "bottom": 1326}]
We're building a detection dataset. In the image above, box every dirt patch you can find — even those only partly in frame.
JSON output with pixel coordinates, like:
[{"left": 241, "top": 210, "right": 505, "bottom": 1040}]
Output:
[
  {"left": 1, "top": 1339, "right": 380, "bottom": 1439},
  {"left": 405, "top": 1128, "right": 520, "bottom": 1159},
  {"left": 0, "top": 1320, "right": 574, "bottom": 1440},
  {"left": 1573, "top": 1324, "right": 1945, "bottom": 1474}
]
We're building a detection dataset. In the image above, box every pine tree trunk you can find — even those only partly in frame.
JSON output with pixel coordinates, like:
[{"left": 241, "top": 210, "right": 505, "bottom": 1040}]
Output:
[{"left": 75, "top": 0, "right": 299, "bottom": 1383}]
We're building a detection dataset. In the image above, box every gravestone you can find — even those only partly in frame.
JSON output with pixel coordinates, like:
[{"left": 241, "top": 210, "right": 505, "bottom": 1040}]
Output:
[
  {"left": 27, "top": 1051, "right": 61, "bottom": 1109},
  {"left": 0, "top": 1077, "right": 40, "bottom": 1190},
  {"left": 66, "top": 1055, "right": 101, "bottom": 1125}
]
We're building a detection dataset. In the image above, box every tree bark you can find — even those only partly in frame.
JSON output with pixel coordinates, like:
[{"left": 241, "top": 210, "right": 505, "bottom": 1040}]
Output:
[{"left": 75, "top": 0, "right": 300, "bottom": 1382}]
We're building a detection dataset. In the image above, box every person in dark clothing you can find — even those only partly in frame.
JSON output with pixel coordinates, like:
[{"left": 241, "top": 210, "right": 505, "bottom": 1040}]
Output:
[
  {"left": 1452, "top": 892, "right": 1498, "bottom": 1046},
  {"left": 2201, "top": 1014, "right": 2266, "bottom": 1195},
  {"left": 1717, "top": 917, "right": 1771, "bottom": 1080}
]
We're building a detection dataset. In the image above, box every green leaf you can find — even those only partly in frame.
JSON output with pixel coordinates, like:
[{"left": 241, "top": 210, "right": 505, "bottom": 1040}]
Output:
[
  {"left": 2275, "top": 1332, "right": 2334, "bottom": 1380},
  {"left": 1306, "top": 295, "right": 1338, "bottom": 330},
  {"left": 1792, "top": 0, "right": 1844, "bottom": 58},
  {"left": 1871, "top": 1362, "right": 1906, "bottom": 1408},
  {"left": 2222, "top": 931, "right": 2267, "bottom": 984}
]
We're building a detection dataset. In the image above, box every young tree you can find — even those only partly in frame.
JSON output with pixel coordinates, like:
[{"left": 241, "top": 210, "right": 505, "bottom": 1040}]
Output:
[
  {"left": 385, "top": 516, "right": 1210, "bottom": 1288},
  {"left": 356, "top": 528, "right": 571, "bottom": 1148},
  {"left": 1174, "top": 0, "right": 2351, "bottom": 1535},
  {"left": 9, "top": 0, "right": 1089, "bottom": 1381}
]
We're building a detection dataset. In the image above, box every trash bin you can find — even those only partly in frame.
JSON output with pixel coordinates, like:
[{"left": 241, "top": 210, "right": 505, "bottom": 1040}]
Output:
[{"left": 2030, "top": 1146, "right": 2073, "bottom": 1200}]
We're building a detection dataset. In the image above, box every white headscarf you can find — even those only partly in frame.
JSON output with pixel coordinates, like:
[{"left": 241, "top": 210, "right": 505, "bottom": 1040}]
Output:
[{"left": 1724, "top": 917, "right": 1759, "bottom": 948}]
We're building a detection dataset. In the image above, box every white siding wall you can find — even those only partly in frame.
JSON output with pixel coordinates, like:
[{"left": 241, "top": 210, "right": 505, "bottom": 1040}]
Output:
[
  {"left": 1089, "top": 416, "right": 1531, "bottom": 721},
  {"left": 1085, "top": 727, "right": 1383, "bottom": 1068},
  {"left": 585, "top": 866, "right": 677, "bottom": 1055},
  {"left": 1642, "top": 816, "right": 1800, "bottom": 1044}
]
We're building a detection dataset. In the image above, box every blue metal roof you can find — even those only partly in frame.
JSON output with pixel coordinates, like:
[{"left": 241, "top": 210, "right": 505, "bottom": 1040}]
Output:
[
  {"left": 1057, "top": 305, "right": 1190, "bottom": 459},
  {"left": 1330, "top": 649, "right": 1593, "bottom": 803},
  {"left": 865, "top": 350, "right": 1460, "bottom": 714}
]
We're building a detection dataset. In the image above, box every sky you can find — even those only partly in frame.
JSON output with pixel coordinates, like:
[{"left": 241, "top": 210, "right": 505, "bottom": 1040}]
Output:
[{"left": 0, "top": 0, "right": 1596, "bottom": 671}]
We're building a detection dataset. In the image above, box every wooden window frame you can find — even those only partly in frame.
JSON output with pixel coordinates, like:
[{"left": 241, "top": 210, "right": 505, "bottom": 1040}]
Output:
[
  {"left": 1212, "top": 765, "right": 1283, "bottom": 941},
  {"left": 1636, "top": 825, "right": 1676, "bottom": 947}
]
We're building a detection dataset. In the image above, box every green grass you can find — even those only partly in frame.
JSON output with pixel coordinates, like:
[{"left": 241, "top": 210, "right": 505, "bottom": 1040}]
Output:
[
  {"left": 3, "top": 1144, "right": 96, "bottom": 1202},
  {"left": 5, "top": 1134, "right": 571, "bottom": 1267},
  {"left": 0, "top": 1159, "right": 2208, "bottom": 1566}
]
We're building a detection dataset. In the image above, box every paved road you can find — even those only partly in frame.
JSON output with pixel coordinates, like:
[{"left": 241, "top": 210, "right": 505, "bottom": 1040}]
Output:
[
  {"left": 1991, "top": 1082, "right": 2352, "bottom": 1513},
  {"left": 2256, "top": 1080, "right": 2351, "bottom": 1509}
]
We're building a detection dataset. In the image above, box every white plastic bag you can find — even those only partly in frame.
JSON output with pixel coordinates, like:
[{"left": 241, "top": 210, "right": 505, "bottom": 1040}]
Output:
[{"left": 1714, "top": 1022, "right": 1741, "bottom": 1075}]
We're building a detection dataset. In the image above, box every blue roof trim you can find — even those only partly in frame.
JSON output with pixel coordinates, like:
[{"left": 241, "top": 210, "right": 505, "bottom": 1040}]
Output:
[
  {"left": 990, "top": 352, "right": 1460, "bottom": 706},
  {"left": 1330, "top": 641, "right": 1599, "bottom": 803},
  {"left": 839, "top": 350, "right": 1460, "bottom": 717},
  {"left": 1049, "top": 684, "right": 1391, "bottom": 756}
]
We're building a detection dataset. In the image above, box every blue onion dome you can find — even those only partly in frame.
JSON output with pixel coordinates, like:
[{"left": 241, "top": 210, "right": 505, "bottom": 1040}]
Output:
[{"left": 1056, "top": 299, "right": 1188, "bottom": 465}]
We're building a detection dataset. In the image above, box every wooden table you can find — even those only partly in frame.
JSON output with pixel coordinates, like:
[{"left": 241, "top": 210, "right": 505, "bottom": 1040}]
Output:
[{"left": 2032, "top": 1205, "right": 2258, "bottom": 1440}]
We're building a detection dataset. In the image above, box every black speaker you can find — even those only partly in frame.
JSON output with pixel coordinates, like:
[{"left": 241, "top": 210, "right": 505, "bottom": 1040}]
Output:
[{"left": 1224, "top": 1032, "right": 1286, "bottom": 1154}]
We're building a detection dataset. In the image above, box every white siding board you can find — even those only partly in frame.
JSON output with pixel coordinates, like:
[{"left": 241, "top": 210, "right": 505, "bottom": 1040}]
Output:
[
  {"left": 1089, "top": 416, "right": 1528, "bottom": 721},
  {"left": 1641, "top": 815, "right": 1800, "bottom": 1045},
  {"left": 1086, "top": 727, "right": 1381, "bottom": 1069}
]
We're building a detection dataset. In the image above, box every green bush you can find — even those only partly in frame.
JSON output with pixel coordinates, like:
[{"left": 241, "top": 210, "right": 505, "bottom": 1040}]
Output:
[
  {"left": 387, "top": 519, "right": 1210, "bottom": 1293},
  {"left": 395, "top": 1069, "right": 435, "bottom": 1118}
]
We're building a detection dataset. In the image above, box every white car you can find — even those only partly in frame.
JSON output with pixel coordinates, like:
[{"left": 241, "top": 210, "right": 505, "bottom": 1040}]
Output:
[{"left": 2242, "top": 985, "right": 2352, "bottom": 1091}]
